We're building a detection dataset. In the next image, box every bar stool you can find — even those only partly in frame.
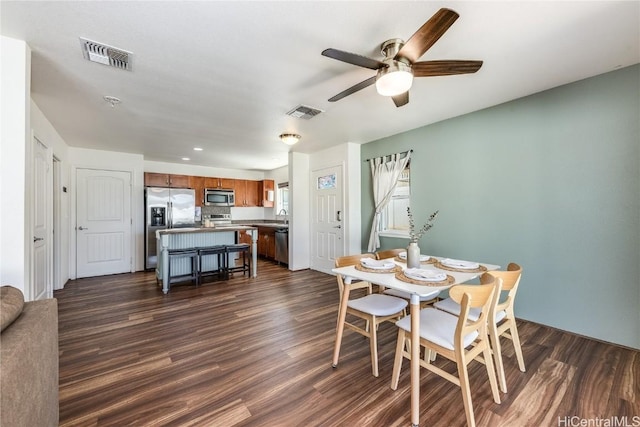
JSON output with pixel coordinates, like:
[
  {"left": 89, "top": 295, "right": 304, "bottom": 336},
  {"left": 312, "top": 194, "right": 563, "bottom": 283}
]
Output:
[
  {"left": 167, "top": 248, "right": 199, "bottom": 289},
  {"left": 225, "top": 244, "right": 251, "bottom": 278},
  {"left": 197, "top": 245, "right": 227, "bottom": 284}
]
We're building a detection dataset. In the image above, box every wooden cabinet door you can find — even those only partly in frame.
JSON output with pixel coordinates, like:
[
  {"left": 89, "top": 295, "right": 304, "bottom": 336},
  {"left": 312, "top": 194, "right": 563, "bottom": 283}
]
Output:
[
  {"left": 220, "top": 178, "right": 234, "bottom": 189},
  {"left": 168, "top": 174, "right": 190, "bottom": 188},
  {"left": 204, "top": 177, "right": 220, "bottom": 188},
  {"left": 262, "top": 179, "right": 275, "bottom": 208},
  {"left": 266, "top": 230, "right": 276, "bottom": 258},
  {"left": 245, "top": 180, "right": 260, "bottom": 207},
  {"left": 234, "top": 180, "right": 247, "bottom": 206},
  {"left": 189, "top": 176, "right": 206, "bottom": 207},
  {"left": 144, "top": 172, "right": 170, "bottom": 187},
  {"left": 257, "top": 229, "right": 268, "bottom": 256}
]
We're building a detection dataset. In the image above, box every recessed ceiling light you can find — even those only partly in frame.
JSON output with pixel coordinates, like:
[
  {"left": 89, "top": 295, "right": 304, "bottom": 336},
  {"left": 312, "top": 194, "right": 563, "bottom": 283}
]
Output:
[
  {"left": 182, "top": 157, "right": 190, "bottom": 161},
  {"left": 193, "top": 147, "right": 203, "bottom": 151}
]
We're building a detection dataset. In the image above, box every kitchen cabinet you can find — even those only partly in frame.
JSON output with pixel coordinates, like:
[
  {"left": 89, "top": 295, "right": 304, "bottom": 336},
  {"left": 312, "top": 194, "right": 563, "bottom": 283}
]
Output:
[
  {"left": 144, "top": 173, "right": 190, "bottom": 188},
  {"left": 205, "top": 177, "right": 234, "bottom": 190},
  {"left": 262, "top": 179, "right": 275, "bottom": 208},
  {"left": 257, "top": 227, "right": 276, "bottom": 259},
  {"left": 188, "top": 176, "right": 206, "bottom": 207},
  {"left": 234, "top": 180, "right": 260, "bottom": 207}
]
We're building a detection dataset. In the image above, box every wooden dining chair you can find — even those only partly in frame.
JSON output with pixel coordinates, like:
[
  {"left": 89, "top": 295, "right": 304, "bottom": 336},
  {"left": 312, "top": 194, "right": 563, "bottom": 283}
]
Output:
[
  {"left": 390, "top": 278, "right": 502, "bottom": 427},
  {"left": 334, "top": 254, "right": 408, "bottom": 377},
  {"left": 434, "top": 263, "right": 525, "bottom": 393},
  {"left": 375, "top": 248, "right": 440, "bottom": 307}
]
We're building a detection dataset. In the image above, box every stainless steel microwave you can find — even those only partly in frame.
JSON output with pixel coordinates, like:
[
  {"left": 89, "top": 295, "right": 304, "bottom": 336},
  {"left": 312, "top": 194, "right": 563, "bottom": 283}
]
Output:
[{"left": 204, "top": 188, "right": 235, "bottom": 207}]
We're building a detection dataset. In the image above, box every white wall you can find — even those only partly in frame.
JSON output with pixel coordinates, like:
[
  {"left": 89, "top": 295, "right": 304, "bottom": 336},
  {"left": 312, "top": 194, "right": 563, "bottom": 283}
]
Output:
[
  {"left": 0, "top": 36, "right": 30, "bottom": 296},
  {"left": 264, "top": 165, "right": 289, "bottom": 220},
  {"left": 69, "top": 148, "right": 145, "bottom": 274},
  {"left": 289, "top": 152, "right": 310, "bottom": 270}
]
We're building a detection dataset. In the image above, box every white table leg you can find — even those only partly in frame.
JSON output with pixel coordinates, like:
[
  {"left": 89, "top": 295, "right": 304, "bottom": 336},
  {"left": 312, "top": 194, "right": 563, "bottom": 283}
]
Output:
[
  {"left": 410, "top": 293, "right": 420, "bottom": 426},
  {"left": 250, "top": 229, "right": 258, "bottom": 277}
]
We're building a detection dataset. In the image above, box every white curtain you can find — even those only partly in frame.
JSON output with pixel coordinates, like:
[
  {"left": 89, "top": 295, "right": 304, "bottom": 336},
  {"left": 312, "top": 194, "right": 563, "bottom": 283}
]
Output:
[{"left": 367, "top": 152, "right": 411, "bottom": 252}]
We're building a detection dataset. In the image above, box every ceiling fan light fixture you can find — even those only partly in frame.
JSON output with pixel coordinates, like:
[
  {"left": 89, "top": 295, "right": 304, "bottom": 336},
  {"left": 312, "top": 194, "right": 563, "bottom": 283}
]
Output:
[
  {"left": 375, "top": 62, "right": 413, "bottom": 97},
  {"left": 280, "top": 133, "right": 301, "bottom": 145}
]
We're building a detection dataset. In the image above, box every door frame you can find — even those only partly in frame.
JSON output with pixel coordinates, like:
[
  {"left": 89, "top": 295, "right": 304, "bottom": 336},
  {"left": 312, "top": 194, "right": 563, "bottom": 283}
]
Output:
[
  {"left": 70, "top": 166, "right": 135, "bottom": 279},
  {"left": 310, "top": 163, "right": 346, "bottom": 274},
  {"left": 29, "top": 132, "right": 53, "bottom": 300}
]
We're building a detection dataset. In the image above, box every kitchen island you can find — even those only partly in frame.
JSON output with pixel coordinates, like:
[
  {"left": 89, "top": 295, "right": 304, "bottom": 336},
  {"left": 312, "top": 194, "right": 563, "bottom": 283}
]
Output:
[{"left": 156, "top": 226, "right": 258, "bottom": 294}]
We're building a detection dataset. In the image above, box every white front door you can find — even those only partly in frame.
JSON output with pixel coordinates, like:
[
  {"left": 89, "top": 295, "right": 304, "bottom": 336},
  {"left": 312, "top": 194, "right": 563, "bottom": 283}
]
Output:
[
  {"left": 32, "top": 136, "right": 52, "bottom": 300},
  {"left": 311, "top": 165, "right": 344, "bottom": 274},
  {"left": 76, "top": 169, "right": 132, "bottom": 278}
]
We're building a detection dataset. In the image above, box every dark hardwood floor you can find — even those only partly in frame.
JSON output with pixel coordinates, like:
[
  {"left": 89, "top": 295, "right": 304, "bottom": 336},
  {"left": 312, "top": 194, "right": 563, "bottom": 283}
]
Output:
[{"left": 55, "top": 260, "right": 639, "bottom": 426}]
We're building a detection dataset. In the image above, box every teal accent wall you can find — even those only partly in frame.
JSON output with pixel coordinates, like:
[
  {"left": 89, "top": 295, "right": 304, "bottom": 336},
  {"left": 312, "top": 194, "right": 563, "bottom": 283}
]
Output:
[{"left": 361, "top": 65, "right": 640, "bottom": 349}]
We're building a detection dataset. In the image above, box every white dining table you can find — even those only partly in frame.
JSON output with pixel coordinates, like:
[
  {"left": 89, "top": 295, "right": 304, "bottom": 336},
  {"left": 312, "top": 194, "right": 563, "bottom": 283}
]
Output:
[{"left": 331, "top": 255, "right": 500, "bottom": 427}]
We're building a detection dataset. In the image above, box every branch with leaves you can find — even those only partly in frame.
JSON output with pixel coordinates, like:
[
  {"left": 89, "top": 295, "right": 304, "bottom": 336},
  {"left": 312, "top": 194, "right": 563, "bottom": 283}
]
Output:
[{"left": 407, "top": 207, "right": 439, "bottom": 242}]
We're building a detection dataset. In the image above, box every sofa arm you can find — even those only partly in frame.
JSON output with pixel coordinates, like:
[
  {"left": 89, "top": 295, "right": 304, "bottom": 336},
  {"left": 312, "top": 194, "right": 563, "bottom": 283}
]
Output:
[{"left": 0, "top": 298, "right": 59, "bottom": 427}]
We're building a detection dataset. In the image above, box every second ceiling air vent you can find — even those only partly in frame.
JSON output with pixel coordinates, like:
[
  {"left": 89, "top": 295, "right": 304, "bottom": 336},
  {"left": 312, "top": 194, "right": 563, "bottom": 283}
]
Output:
[
  {"left": 286, "top": 105, "right": 323, "bottom": 120},
  {"left": 79, "top": 37, "right": 132, "bottom": 71}
]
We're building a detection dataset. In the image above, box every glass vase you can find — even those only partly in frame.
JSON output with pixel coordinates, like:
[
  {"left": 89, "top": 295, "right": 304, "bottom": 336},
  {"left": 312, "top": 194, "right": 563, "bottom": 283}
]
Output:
[{"left": 406, "top": 241, "right": 421, "bottom": 269}]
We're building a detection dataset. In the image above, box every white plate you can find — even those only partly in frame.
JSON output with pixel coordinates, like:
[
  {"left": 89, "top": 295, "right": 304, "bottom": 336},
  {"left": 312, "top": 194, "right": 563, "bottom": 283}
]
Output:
[
  {"left": 398, "top": 252, "right": 431, "bottom": 261},
  {"left": 360, "top": 258, "right": 395, "bottom": 270},
  {"left": 404, "top": 268, "right": 447, "bottom": 282},
  {"left": 441, "top": 258, "right": 480, "bottom": 269}
]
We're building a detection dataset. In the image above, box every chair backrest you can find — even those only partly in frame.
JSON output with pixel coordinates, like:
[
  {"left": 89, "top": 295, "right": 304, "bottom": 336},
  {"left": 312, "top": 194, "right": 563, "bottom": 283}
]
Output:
[
  {"left": 449, "top": 277, "right": 502, "bottom": 347},
  {"left": 335, "top": 254, "right": 376, "bottom": 297},
  {"left": 335, "top": 253, "right": 375, "bottom": 268},
  {"left": 375, "top": 248, "right": 404, "bottom": 260},
  {"left": 480, "top": 263, "right": 522, "bottom": 316}
]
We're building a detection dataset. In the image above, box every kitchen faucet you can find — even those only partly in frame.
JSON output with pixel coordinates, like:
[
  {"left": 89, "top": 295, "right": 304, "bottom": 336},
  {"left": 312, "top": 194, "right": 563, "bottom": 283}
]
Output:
[{"left": 278, "top": 209, "right": 288, "bottom": 224}]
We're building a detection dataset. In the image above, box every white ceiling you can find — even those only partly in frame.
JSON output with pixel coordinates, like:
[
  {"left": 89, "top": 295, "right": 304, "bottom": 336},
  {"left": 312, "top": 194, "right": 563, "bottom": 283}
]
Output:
[{"left": 2, "top": 1, "right": 638, "bottom": 171}]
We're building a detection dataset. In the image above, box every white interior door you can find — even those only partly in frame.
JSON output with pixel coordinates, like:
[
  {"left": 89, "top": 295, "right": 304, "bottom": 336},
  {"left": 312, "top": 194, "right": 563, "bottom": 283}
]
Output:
[
  {"left": 32, "top": 136, "right": 52, "bottom": 300},
  {"left": 76, "top": 169, "right": 132, "bottom": 278},
  {"left": 311, "top": 165, "right": 344, "bottom": 274}
]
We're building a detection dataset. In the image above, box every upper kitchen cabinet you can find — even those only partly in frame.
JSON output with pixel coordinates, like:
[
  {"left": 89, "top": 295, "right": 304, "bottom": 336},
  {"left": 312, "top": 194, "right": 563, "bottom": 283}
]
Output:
[
  {"left": 144, "top": 173, "right": 190, "bottom": 188},
  {"left": 205, "top": 177, "right": 234, "bottom": 189},
  {"left": 262, "top": 179, "right": 275, "bottom": 208},
  {"left": 234, "top": 180, "right": 260, "bottom": 207},
  {"left": 189, "top": 176, "right": 206, "bottom": 207}
]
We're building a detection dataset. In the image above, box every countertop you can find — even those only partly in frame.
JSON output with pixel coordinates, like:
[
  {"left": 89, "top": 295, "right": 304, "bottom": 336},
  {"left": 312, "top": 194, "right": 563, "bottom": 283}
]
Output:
[{"left": 157, "top": 225, "right": 257, "bottom": 234}]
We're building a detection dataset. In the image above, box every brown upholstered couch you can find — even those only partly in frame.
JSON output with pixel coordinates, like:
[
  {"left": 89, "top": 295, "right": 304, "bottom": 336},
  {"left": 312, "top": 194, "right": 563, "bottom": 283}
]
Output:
[{"left": 0, "top": 286, "right": 59, "bottom": 426}]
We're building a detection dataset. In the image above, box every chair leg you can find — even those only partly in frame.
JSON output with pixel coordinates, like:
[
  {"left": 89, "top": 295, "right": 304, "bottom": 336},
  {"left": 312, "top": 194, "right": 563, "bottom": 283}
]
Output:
[
  {"left": 483, "top": 344, "right": 501, "bottom": 404},
  {"left": 369, "top": 316, "right": 379, "bottom": 377},
  {"left": 456, "top": 352, "right": 476, "bottom": 427},
  {"left": 390, "top": 330, "right": 405, "bottom": 390},
  {"left": 510, "top": 321, "right": 526, "bottom": 372},
  {"left": 489, "top": 322, "right": 507, "bottom": 393}
]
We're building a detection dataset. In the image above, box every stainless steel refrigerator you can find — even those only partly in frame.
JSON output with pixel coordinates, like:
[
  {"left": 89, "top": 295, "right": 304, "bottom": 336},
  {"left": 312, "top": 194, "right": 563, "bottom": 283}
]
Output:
[{"left": 145, "top": 187, "right": 196, "bottom": 270}]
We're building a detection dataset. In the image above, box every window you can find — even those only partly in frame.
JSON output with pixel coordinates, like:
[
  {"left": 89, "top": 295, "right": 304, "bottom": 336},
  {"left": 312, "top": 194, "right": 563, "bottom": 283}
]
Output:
[
  {"left": 379, "top": 165, "right": 410, "bottom": 237},
  {"left": 277, "top": 182, "right": 289, "bottom": 215}
]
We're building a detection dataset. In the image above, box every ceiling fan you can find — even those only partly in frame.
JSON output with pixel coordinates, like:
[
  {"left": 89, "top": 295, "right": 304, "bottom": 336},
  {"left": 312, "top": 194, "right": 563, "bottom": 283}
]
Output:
[{"left": 322, "top": 8, "right": 483, "bottom": 107}]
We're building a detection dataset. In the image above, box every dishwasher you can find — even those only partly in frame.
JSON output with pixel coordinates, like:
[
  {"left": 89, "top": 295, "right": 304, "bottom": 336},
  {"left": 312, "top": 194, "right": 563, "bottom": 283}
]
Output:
[{"left": 275, "top": 228, "right": 288, "bottom": 265}]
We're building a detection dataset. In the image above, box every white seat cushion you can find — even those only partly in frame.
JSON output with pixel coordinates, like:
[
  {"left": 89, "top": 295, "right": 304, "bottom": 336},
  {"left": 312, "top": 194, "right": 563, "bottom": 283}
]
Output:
[
  {"left": 434, "top": 297, "right": 506, "bottom": 323},
  {"left": 348, "top": 294, "right": 408, "bottom": 317},
  {"left": 396, "top": 308, "right": 478, "bottom": 350},
  {"left": 383, "top": 288, "right": 440, "bottom": 302}
]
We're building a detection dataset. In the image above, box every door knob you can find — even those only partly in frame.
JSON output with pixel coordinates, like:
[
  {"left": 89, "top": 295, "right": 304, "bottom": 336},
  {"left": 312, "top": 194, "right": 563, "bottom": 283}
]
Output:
[
  {"left": 78, "top": 226, "right": 88, "bottom": 230},
  {"left": 334, "top": 225, "right": 342, "bottom": 229},
  {"left": 33, "top": 237, "right": 44, "bottom": 242}
]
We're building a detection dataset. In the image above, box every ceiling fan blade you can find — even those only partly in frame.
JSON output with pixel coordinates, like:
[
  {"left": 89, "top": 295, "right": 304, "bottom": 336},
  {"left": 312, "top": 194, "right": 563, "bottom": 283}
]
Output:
[
  {"left": 328, "top": 76, "right": 376, "bottom": 102},
  {"left": 392, "top": 92, "right": 409, "bottom": 107},
  {"left": 322, "top": 48, "right": 387, "bottom": 70},
  {"left": 413, "top": 60, "right": 483, "bottom": 77},
  {"left": 395, "top": 8, "right": 459, "bottom": 63}
]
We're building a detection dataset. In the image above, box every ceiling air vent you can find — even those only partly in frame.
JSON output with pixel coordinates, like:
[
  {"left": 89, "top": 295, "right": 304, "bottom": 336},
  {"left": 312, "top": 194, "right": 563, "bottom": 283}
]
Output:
[
  {"left": 79, "top": 37, "right": 132, "bottom": 71},
  {"left": 286, "top": 105, "right": 323, "bottom": 120}
]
